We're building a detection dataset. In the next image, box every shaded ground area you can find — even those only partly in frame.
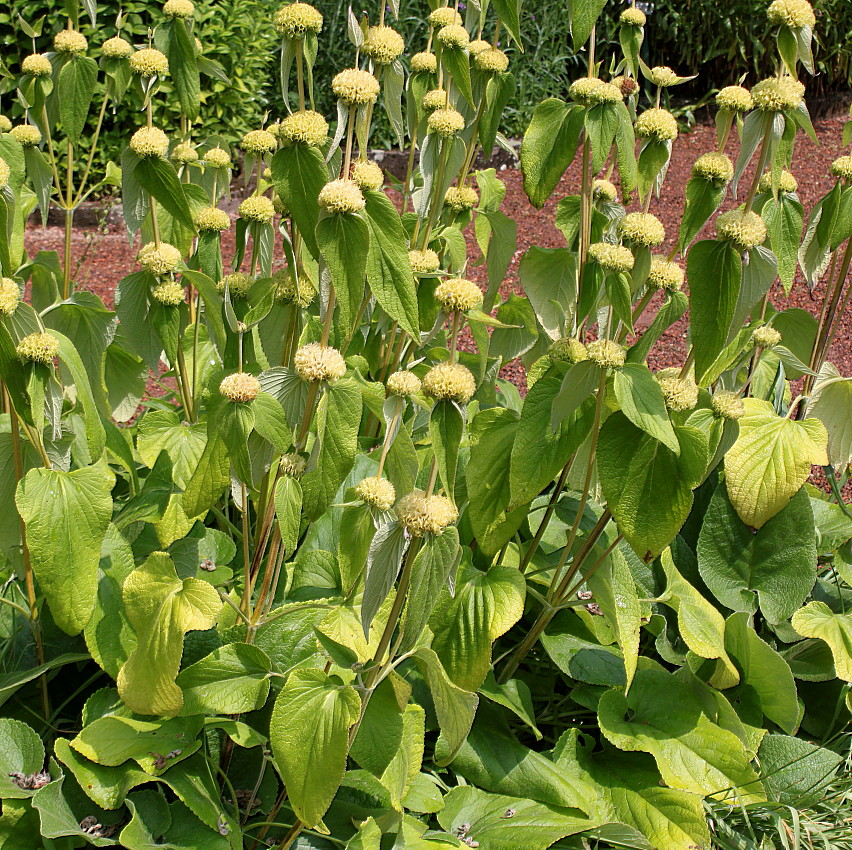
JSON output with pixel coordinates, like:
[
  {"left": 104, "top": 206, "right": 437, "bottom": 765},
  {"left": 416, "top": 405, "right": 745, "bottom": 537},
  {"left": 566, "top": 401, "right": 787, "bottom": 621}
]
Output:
[{"left": 25, "top": 114, "right": 852, "bottom": 388}]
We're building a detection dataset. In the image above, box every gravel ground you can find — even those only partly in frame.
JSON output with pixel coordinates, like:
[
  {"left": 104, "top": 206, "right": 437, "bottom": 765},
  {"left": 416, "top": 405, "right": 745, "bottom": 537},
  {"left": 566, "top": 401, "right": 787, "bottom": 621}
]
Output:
[{"left": 24, "top": 114, "right": 852, "bottom": 388}]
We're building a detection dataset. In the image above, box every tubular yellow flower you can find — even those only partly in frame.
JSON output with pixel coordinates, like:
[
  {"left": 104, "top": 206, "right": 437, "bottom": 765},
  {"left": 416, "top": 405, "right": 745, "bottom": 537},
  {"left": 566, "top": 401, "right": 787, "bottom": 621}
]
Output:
[
  {"left": 0, "top": 278, "right": 20, "bottom": 315},
  {"left": 273, "top": 268, "right": 315, "bottom": 305},
  {"left": 758, "top": 169, "right": 797, "bottom": 193},
  {"left": 428, "top": 108, "right": 465, "bottom": 138},
  {"left": 0, "top": 117, "right": 12, "bottom": 132},
  {"left": 410, "top": 52, "right": 438, "bottom": 74},
  {"left": 397, "top": 491, "right": 458, "bottom": 536},
  {"left": 592, "top": 179, "right": 618, "bottom": 202},
  {"left": 767, "top": 0, "right": 815, "bottom": 28},
  {"left": 241, "top": 129, "right": 277, "bottom": 155},
  {"left": 281, "top": 453, "right": 307, "bottom": 478},
  {"left": 550, "top": 338, "right": 588, "bottom": 364},
  {"left": 635, "top": 108, "right": 679, "bottom": 141},
  {"left": 203, "top": 146, "right": 231, "bottom": 168},
  {"left": 364, "top": 26, "right": 405, "bottom": 65},
  {"left": 54, "top": 29, "right": 88, "bottom": 54},
  {"left": 569, "top": 77, "right": 623, "bottom": 106},
  {"left": 435, "top": 277, "right": 483, "bottom": 312},
  {"left": 318, "top": 179, "right": 365, "bottom": 214},
  {"left": 618, "top": 212, "right": 665, "bottom": 247},
  {"left": 655, "top": 367, "right": 699, "bottom": 412},
  {"left": 587, "top": 339, "right": 626, "bottom": 370},
  {"left": 423, "top": 361, "right": 477, "bottom": 402},
  {"left": 137, "top": 241, "right": 182, "bottom": 275},
  {"left": 101, "top": 36, "right": 133, "bottom": 58},
  {"left": 151, "top": 280, "right": 186, "bottom": 306},
  {"left": 620, "top": 6, "right": 646, "bottom": 26},
  {"left": 218, "top": 272, "right": 254, "bottom": 298},
  {"left": 163, "top": 0, "right": 195, "bottom": 18},
  {"left": 751, "top": 77, "right": 805, "bottom": 111},
  {"left": 588, "top": 242, "right": 635, "bottom": 274},
  {"left": 715, "top": 209, "right": 767, "bottom": 250},
  {"left": 130, "top": 126, "right": 169, "bottom": 158},
  {"left": 716, "top": 85, "right": 754, "bottom": 112},
  {"left": 829, "top": 155, "right": 852, "bottom": 181},
  {"left": 17, "top": 332, "right": 59, "bottom": 364},
  {"left": 294, "top": 343, "right": 347, "bottom": 382},
  {"left": 712, "top": 390, "right": 745, "bottom": 420},
  {"left": 692, "top": 152, "right": 734, "bottom": 186},
  {"left": 220, "top": 372, "right": 261, "bottom": 403},
  {"left": 0, "top": 158, "right": 9, "bottom": 190},
  {"left": 171, "top": 142, "right": 198, "bottom": 164},
  {"left": 10, "top": 125, "right": 42, "bottom": 147},
  {"left": 129, "top": 48, "right": 169, "bottom": 77},
  {"left": 22, "top": 54, "right": 52, "bottom": 77},
  {"left": 352, "top": 160, "right": 384, "bottom": 191},
  {"left": 274, "top": 2, "right": 323, "bottom": 37},
  {"left": 356, "top": 476, "right": 396, "bottom": 511},
  {"left": 194, "top": 206, "right": 231, "bottom": 232},
  {"left": 332, "top": 69, "right": 380, "bottom": 105},
  {"left": 436, "top": 23, "right": 470, "bottom": 49},
  {"left": 422, "top": 88, "right": 449, "bottom": 111},
  {"left": 428, "top": 7, "right": 463, "bottom": 27},
  {"left": 752, "top": 325, "right": 782, "bottom": 348},
  {"left": 387, "top": 370, "right": 422, "bottom": 397},
  {"left": 280, "top": 110, "right": 328, "bottom": 147},
  {"left": 444, "top": 185, "right": 478, "bottom": 211},
  {"left": 239, "top": 195, "right": 276, "bottom": 223},
  {"left": 409, "top": 249, "right": 441, "bottom": 274},
  {"left": 647, "top": 256, "right": 684, "bottom": 291},
  {"left": 474, "top": 48, "right": 509, "bottom": 73}
]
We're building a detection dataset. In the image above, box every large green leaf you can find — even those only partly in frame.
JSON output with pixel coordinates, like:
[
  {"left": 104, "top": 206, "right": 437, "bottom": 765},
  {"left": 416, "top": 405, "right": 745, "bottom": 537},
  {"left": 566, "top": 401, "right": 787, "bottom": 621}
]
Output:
[
  {"left": 758, "top": 733, "right": 842, "bottom": 807},
  {"left": 316, "top": 210, "right": 369, "bottom": 333},
  {"left": 520, "top": 99, "right": 584, "bottom": 208},
  {"left": 763, "top": 193, "right": 804, "bottom": 292},
  {"left": 0, "top": 719, "right": 44, "bottom": 800},
  {"left": 725, "top": 612, "right": 799, "bottom": 733},
  {"left": 363, "top": 191, "right": 419, "bottom": 338},
  {"left": 437, "top": 786, "right": 593, "bottom": 850},
  {"left": 792, "top": 602, "right": 852, "bottom": 682},
  {"left": 164, "top": 18, "right": 200, "bottom": 120},
  {"left": 598, "top": 663, "right": 765, "bottom": 802},
  {"left": 271, "top": 144, "right": 326, "bottom": 259},
  {"left": 269, "top": 668, "right": 360, "bottom": 827},
  {"left": 430, "top": 563, "right": 525, "bottom": 692},
  {"left": 678, "top": 177, "right": 726, "bottom": 253},
  {"left": 687, "top": 239, "right": 742, "bottom": 384},
  {"left": 613, "top": 362, "right": 678, "bottom": 453},
  {"left": 15, "top": 463, "right": 114, "bottom": 635},
  {"left": 569, "top": 0, "right": 609, "bottom": 48},
  {"left": 698, "top": 483, "right": 816, "bottom": 624},
  {"left": 724, "top": 398, "right": 827, "bottom": 528},
  {"left": 137, "top": 410, "right": 207, "bottom": 490},
  {"left": 134, "top": 157, "right": 195, "bottom": 232},
  {"left": 598, "top": 414, "right": 707, "bottom": 560},
  {"left": 116, "top": 552, "right": 221, "bottom": 716},
  {"left": 429, "top": 399, "right": 464, "bottom": 501},
  {"left": 807, "top": 363, "right": 852, "bottom": 471},
  {"left": 57, "top": 55, "right": 97, "bottom": 144}
]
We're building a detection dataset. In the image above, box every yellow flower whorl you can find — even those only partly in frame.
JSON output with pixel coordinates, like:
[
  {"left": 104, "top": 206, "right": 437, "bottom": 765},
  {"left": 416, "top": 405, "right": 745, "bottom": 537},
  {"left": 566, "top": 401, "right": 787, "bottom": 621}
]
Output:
[
  {"left": 474, "top": 48, "right": 509, "bottom": 73},
  {"left": 635, "top": 108, "right": 679, "bottom": 141},
  {"left": 352, "top": 160, "right": 384, "bottom": 192},
  {"left": 0, "top": 117, "right": 12, "bottom": 133},
  {"left": 332, "top": 69, "right": 381, "bottom": 105},
  {"left": 17, "top": 332, "right": 59, "bottom": 364},
  {"left": 428, "top": 108, "right": 466, "bottom": 138},
  {"left": 592, "top": 179, "right": 618, "bottom": 202},
  {"left": 0, "top": 278, "right": 21, "bottom": 316},
  {"left": 620, "top": 7, "right": 647, "bottom": 26},
  {"left": 241, "top": 129, "right": 277, "bottom": 155},
  {"left": 758, "top": 169, "right": 797, "bottom": 193},
  {"left": 356, "top": 476, "right": 397, "bottom": 511},
  {"left": 22, "top": 54, "right": 52, "bottom": 77},
  {"left": 752, "top": 77, "right": 805, "bottom": 111},
  {"left": 101, "top": 36, "right": 133, "bottom": 59},
  {"left": 218, "top": 272, "right": 254, "bottom": 298},
  {"left": 588, "top": 242, "right": 635, "bottom": 274},
  {"left": 10, "top": 125, "right": 42, "bottom": 147},
  {"left": 428, "top": 7, "right": 463, "bottom": 27},
  {"left": 468, "top": 39, "right": 491, "bottom": 56},
  {"left": 130, "top": 126, "right": 169, "bottom": 158},
  {"left": 273, "top": 268, "right": 315, "bottom": 305},
  {"left": 444, "top": 185, "right": 478, "bottom": 211},
  {"left": 410, "top": 52, "right": 438, "bottom": 74},
  {"left": 220, "top": 372, "right": 261, "bottom": 403},
  {"left": 0, "top": 158, "right": 9, "bottom": 191},
  {"left": 434, "top": 277, "right": 483, "bottom": 312},
  {"left": 715, "top": 209, "right": 767, "bottom": 250},
  {"left": 397, "top": 491, "right": 458, "bottom": 536},
  {"left": 712, "top": 390, "right": 745, "bottom": 420},
  {"left": 549, "top": 338, "right": 588, "bottom": 364},
  {"left": 171, "top": 142, "right": 198, "bottom": 164},
  {"left": 281, "top": 453, "right": 307, "bottom": 478},
  {"left": 692, "top": 152, "right": 734, "bottom": 186},
  {"left": 137, "top": 241, "right": 182, "bottom": 275},
  {"left": 387, "top": 370, "right": 422, "bottom": 397},
  {"left": 409, "top": 249, "right": 441, "bottom": 274},
  {"left": 239, "top": 195, "right": 276, "bottom": 223},
  {"left": 318, "top": 179, "right": 365, "bottom": 214},
  {"left": 363, "top": 26, "right": 405, "bottom": 65},
  {"left": 423, "top": 361, "right": 477, "bottom": 403},
  {"left": 655, "top": 367, "right": 699, "bottom": 412},
  {"left": 647, "top": 256, "right": 685, "bottom": 291},
  {"left": 829, "top": 155, "right": 852, "bottom": 182},
  {"left": 752, "top": 325, "right": 782, "bottom": 348},
  {"left": 203, "top": 147, "right": 232, "bottom": 168},
  {"left": 436, "top": 24, "right": 470, "bottom": 49},
  {"left": 129, "top": 48, "right": 169, "bottom": 77},
  {"left": 54, "top": 29, "right": 88, "bottom": 55},
  {"left": 569, "top": 77, "right": 623, "bottom": 106},
  {"left": 716, "top": 85, "right": 754, "bottom": 112},
  {"left": 151, "top": 280, "right": 186, "bottom": 306},
  {"left": 194, "top": 207, "right": 231, "bottom": 232},
  {"left": 422, "top": 88, "right": 449, "bottom": 111},
  {"left": 767, "top": 0, "right": 816, "bottom": 28},
  {"left": 280, "top": 110, "right": 328, "bottom": 147},
  {"left": 294, "top": 343, "right": 347, "bottom": 383},
  {"left": 618, "top": 212, "right": 665, "bottom": 247},
  {"left": 586, "top": 339, "right": 626, "bottom": 369},
  {"left": 163, "top": 0, "right": 195, "bottom": 18},
  {"left": 274, "top": 2, "right": 323, "bottom": 37}
]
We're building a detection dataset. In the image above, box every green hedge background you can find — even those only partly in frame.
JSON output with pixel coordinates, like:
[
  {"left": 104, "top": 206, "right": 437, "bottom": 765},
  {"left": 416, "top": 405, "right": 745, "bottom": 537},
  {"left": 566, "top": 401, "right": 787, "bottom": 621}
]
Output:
[{"left": 1, "top": 0, "right": 850, "bottom": 167}]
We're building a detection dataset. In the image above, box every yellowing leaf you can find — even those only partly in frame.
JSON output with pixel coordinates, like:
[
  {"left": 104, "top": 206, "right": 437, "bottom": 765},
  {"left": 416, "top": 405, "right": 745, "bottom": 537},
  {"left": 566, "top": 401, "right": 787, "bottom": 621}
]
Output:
[
  {"left": 725, "top": 398, "right": 827, "bottom": 528},
  {"left": 807, "top": 363, "right": 852, "bottom": 472},
  {"left": 792, "top": 601, "right": 852, "bottom": 682},
  {"left": 117, "top": 552, "right": 221, "bottom": 716}
]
